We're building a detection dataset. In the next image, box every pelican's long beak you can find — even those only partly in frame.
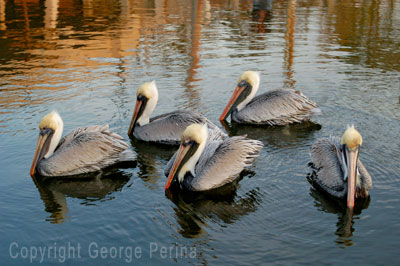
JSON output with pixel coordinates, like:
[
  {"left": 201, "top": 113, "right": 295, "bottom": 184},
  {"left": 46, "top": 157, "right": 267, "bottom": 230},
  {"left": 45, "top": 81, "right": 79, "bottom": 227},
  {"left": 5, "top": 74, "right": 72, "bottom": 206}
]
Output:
[
  {"left": 345, "top": 146, "right": 360, "bottom": 209},
  {"left": 128, "top": 98, "right": 144, "bottom": 136},
  {"left": 219, "top": 81, "right": 250, "bottom": 122},
  {"left": 30, "top": 128, "right": 53, "bottom": 177},
  {"left": 165, "top": 143, "right": 192, "bottom": 190}
]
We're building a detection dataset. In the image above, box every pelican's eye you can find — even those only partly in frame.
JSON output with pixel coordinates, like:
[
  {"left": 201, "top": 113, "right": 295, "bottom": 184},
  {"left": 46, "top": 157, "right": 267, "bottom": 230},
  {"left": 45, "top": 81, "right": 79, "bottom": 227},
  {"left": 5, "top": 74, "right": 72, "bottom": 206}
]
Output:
[
  {"left": 137, "top": 94, "right": 147, "bottom": 101},
  {"left": 182, "top": 138, "right": 195, "bottom": 147},
  {"left": 40, "top": 127, "right": 53, "bottom": 136},
  {"left": 238, "top": 80, "right": 248, "bottom": 87}
]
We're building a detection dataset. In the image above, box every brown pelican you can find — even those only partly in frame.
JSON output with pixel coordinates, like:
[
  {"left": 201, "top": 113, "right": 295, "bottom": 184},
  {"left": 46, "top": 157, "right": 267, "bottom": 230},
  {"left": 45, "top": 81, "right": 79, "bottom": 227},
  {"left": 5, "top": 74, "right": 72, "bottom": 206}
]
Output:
[
  {"left": 219, "top": 71, "right": 317, "bottom": 125},
  {"left": 30, "top": 111, "right": 136, "bottom": 177},
  {"left": 128, "top": 81, "right": 226, "bottom": 145},
  {"left": 308, "top": 125, "right": 372, "bottom": 208},
  {"left": 164, "top": 124, "right": 263, "bottom": 191}
]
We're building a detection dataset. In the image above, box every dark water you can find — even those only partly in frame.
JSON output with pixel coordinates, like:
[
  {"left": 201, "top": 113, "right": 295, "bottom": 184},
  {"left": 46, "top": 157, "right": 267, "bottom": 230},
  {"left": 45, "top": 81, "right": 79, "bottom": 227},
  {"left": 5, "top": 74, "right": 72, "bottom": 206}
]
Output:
[{"left": 1, "top": 0, "right": 400, "bottom": 264}]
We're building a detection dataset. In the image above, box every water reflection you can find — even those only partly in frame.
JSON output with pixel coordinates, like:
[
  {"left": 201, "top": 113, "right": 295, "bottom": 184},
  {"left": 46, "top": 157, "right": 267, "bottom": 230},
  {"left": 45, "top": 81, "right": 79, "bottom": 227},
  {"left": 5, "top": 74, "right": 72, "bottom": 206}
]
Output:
[
  {"left": 32, "top": 170, "right": 132, "bottom": 224},
  {"left": 183, "top": 0, "right": 208, "bottom": 112},
  {"left": 166, "top": 178, "right": 260, "bottom": 238},
  {"left": 21, "top": 0, "right": 32, "bottom": 62},
  {"left": 0, "top": 0, "right": 399, "bottom": 263},
  {"left": 251, "top": 0, "right": 273, "bottom": 34},
  {"left": 309, "top": 187, "right": 370, "bottom": 247},
  {"left": 0, "top": 0, "right": 5, "bottom": 31},
  {"left": 1, "top": 0, "right": 398, "bottom": 115},
  {"left": 132, "top": 140, "right": 176, "bottom": 188},
  {"left": 44, "top": 0, "right": 59, "bottom": 29},
  {"left": 221, "top": 120, "right": 321, "bottom": 149},
  {"left": 318, "top": 0, "right": 400, "bottom": 71},
  {"left": 284, "top": 0, "right": 296, "bottom": 88}
]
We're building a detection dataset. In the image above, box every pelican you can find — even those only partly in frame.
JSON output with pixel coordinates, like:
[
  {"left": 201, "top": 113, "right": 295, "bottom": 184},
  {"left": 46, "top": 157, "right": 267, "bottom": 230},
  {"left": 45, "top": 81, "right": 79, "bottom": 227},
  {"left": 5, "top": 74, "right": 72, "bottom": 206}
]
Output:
[
  {"left": 219, "top": 71, "right": 317, "bottom": 125},
  {"left": 308, "top": 125, "right": 372, "bottom": 208},
  {"left": 30, "top": 111, "right": 136, "bottom": 177},
  {"left": 128, "top": 81, "right": 226, "bottom": 145},
  {"left": 164, "top": 124, "right": 263, "bottom": 191}
]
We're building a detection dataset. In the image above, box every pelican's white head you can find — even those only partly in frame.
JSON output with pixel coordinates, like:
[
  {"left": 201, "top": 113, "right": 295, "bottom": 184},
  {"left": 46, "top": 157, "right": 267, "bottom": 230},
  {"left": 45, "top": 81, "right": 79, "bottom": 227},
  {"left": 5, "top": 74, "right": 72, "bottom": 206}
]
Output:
[
  {"left": 237, "top": 71, "right": 260, "bottom": 105},
  {"left": 165, "top": 124, "right": 208, "bottom": 189},
  {"left": 30, "top": 111, "right": 64, "bottom": 177},
  {"left": 128, "top": 81, "right": 159, "bottom": 135},
  {"left": 38, "top": 111, "right": 64, "bottom": 158},
  {"left": 341, "top": 125, "right": 362, "bottom": 150},
  {"left": 220, "top": 71, "right": 260, "bottom": 121}
]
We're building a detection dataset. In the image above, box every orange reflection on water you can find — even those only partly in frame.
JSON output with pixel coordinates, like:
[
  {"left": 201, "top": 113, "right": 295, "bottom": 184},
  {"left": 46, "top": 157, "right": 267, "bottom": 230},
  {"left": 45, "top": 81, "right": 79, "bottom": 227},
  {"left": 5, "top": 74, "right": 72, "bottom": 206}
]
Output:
[
  {"left": 0, "top": 0, "right": 399, "bottom": 114},
  {"left": 284, "top": 0, "right": 296, "bottom": 89}
]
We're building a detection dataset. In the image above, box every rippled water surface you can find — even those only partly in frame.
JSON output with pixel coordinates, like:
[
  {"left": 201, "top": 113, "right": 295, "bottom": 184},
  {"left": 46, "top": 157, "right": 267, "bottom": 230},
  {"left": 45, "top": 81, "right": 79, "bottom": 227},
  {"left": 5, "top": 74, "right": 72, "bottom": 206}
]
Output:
[{"left": 1, "top": 0, "right": 400, "bottom": 264}]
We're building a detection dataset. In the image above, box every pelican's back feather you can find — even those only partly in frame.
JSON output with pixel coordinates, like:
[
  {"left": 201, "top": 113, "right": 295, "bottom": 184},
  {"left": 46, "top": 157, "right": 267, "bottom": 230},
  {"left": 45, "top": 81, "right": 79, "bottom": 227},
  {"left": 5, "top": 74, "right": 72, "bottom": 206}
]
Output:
[
  {"left": 191, "top": 136, "right": 263, "bottom": 191},
  {"left": 233, "top": 89, "right": 317, "bottom": 125},
  {"left": 309, "top": 136, "right": 346, "bottom": 198},
  {"left": 39, "top": 125, "right": 135, "bottom": 176},
  {"left": 134, "top": 110, "right": 226, "bottom": 144}
]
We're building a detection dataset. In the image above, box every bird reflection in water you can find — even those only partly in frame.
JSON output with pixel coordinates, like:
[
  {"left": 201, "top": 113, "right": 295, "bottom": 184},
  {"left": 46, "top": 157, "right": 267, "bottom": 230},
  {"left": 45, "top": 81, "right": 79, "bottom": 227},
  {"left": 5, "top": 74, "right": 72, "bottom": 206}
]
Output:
[
  {"left": 252, "top": 0, "right": 273, "bottom": 33},
  {"left": 165, "top": 170, "right": 261, "bottom": 238},
  {"left": 32, "top": 169, "right": 132, "bottom": 224},
  {"left": 221, "top": 120, "right": 321, "bottom": 149},
  {"left": 308, "top": 187, "right": 370, "bottom": 247},
  {"left": 132, "top": 140, "right": 177, "bottom": 187}
]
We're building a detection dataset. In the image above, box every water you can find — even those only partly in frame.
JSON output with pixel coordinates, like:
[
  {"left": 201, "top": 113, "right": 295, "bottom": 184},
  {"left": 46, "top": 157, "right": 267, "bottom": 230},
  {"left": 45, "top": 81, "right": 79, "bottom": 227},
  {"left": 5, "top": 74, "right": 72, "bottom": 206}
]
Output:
[{"left": 1, "top": 0, "right": 400, "bottom": 264}]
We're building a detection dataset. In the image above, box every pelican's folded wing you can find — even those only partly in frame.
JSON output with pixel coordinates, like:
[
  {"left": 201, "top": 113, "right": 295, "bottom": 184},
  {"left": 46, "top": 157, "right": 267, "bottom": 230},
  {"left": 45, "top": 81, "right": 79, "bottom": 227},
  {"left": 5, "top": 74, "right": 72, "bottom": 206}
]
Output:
[
  {"left": 56, "top": 125, "right": 122, "bottom": 150},
  {"left": 137, "top": 110, "right": 226, "bottom": 144},
  {"left": 235, "top": 89, "right": 317, "bottom": 125},
  {"left": 309, "top": 136, "right": 346, "bottom": 198},
  {"left": 191, "top": 136, "right": 263, "bottom": 191},
  {"left": 40, "top": 128, "right": 135, "bottom": 176}
]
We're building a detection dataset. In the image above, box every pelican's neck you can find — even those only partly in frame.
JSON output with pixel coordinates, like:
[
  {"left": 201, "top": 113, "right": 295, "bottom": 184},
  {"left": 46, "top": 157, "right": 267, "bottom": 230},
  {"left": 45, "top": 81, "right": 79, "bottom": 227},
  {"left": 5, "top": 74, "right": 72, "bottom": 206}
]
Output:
[
  {"left": 178, "top": 135, "right": 208, "bottom": 182},
  {"left": 337, "top": 144, "right": 361, "bottom": 185},
  {"left": 236, "top": 78, "right": 259, "bottom": 111},
  {"left": 44, "top": 119, "right": 63, "bottom": 159},
  {"left": 136, "top": 94, "right": 158, "bottom": 126}
]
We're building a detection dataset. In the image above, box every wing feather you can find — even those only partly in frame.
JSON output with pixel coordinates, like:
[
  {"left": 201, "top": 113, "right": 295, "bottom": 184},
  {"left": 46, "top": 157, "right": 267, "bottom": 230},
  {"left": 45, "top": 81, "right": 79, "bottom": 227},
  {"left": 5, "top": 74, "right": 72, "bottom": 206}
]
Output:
[
  {"left": 309, "top": 136, "right": 346, "bottom": 198},
  {"left": 39, "top": 127, "right": 135, "bottom": 176},
  {"left": 234, "top": 89, "right": 317, "bottom": 125},
  {"left": 191, "top": 136, "right": 263, "bottom": 191},
  {"left": 135, "top": 110, "right": 226, "bottom": 144}
]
